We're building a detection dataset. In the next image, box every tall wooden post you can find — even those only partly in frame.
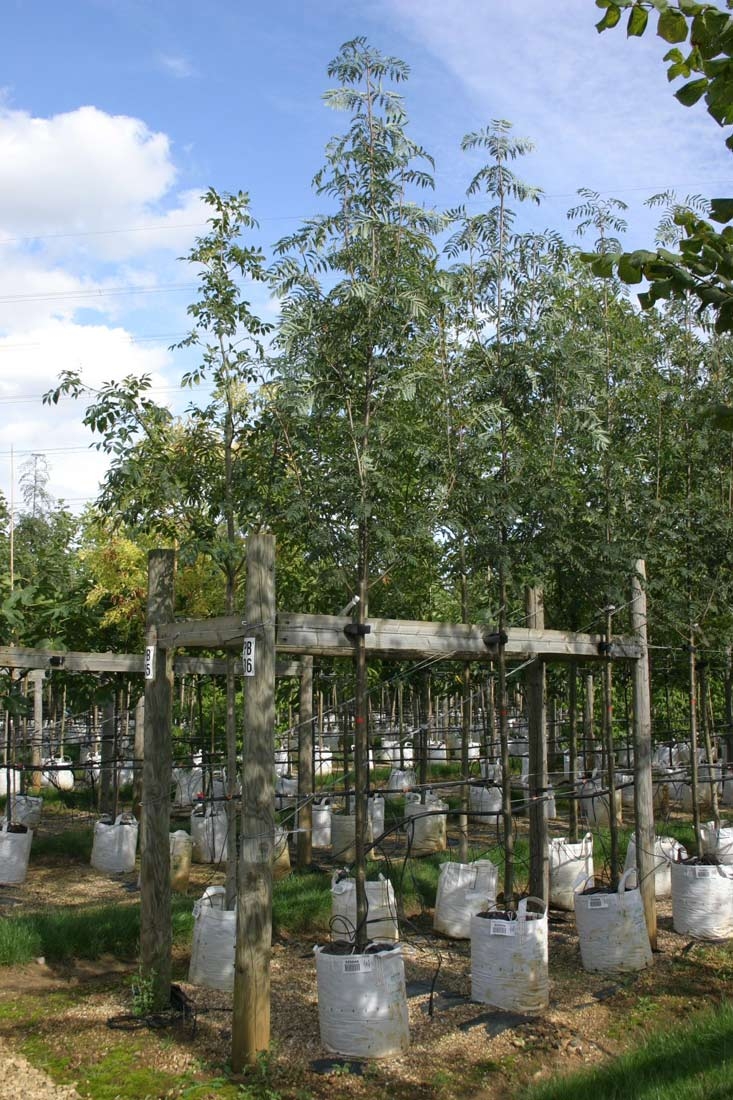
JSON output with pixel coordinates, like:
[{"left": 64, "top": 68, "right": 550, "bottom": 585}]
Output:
[
  {"left": 233, "top": 533, "right": 276, "bottom": 1069},
  {"left": 568, "top": 666, "right": 579, "bottom": 843},
  {"left": 297, "top": 655, "right": 314, "bottom": 869},
  {"left": 140, "top": 548, "right": 175, "bottom": 1009},
  {"left": 631, "top": 559, "right": 657, "bottom": 949},
  {"left": 31, "top": 670, "right": 43, "bottom": 789},
  {"left": 132, "top": 694, "right": 144, "bottom": 818},
  {"left": 100, "top": 691, "right": 116, "bottom": 816},
  {"left": 526, "top": 587, "right": 548, "bottom": 905}
]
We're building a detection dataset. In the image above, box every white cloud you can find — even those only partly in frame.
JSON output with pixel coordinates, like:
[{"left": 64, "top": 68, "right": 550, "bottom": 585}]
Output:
[
  {"left": 381, "top": 0, "right": 732, "bottom": 247},
  {"left": 0, "top": 105, "right": 207, "bottom": 261},
  {"left": 0, "top": 319, "right": 176, "bottom": 510},
  {"left": 157, "top": 53, "right": 196, "bottom": 79}
]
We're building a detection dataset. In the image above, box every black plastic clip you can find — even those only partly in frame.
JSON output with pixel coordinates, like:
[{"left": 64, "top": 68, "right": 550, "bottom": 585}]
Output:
[
  {"left": 483, "top": 631, "right": 508, "bottom": 649},
  {"left": 344, "top": 623, "right": 371, "bottom": 638},
  {"left": 597, "top": 641, "right": 613, "bottom": 656}
]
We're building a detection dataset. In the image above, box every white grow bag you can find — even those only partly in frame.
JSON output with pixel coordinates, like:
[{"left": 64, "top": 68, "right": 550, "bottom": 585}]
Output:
[
  {"left": 579, "top": 780, "right": 621, "bottom": 827},
  {"left": 312, "top": 799, "right": 332, "bottom": 848},
  {"left": 331, "top": 872, "right": 399, "bottom": 943},
  {"left": 170, "top": 830, "right": 193, "bottom": 892},
  {"left": 549, "top": 833, "right": 594, "bottom": 911},
  {"left": 469, "top": 784, "right": 502, "bottom": 821},
  {"left": 0, "top": 768, "right": 21, "bottom": 799},
  {"left": 404, "top": 794, "right": 448, "bottom": 855},
  {"left": 41, "top": 756, "right": 74, "bottom": 792},
  {"left": 574, "top": 870, "right": 653, "bottom": 973},
  {"left": 671, "top": 859, "right": 733, "bottom": 940},
  {"left": 624, "top": 834, "right": 686, "bottom": 898},
  {"left": 9, "top": 794, "right": 43, "bottom": 829},
  {"left": 470, "top": 897, "right": 549, "bottom": 1014},
  {"left": 91, "top": 813, "right": 138, "bottom": 874},
  {"left": 700, "top": 821, "right": 733, "bottom": 865},
  {"left": 188, "top": 886, "right": 235, "bottom": 991},
  {"left": 433, "top": 860, "right": 498, "bottom": 939},
  {"left": 387, "top": 768, "right": 416, "bottom": 793},
  {"left": 190, "top": 806, "right": 229, "bottom": 864},
  {"left": 0, "top": 822, "right": 33, "bottom": 885},
  {"left": 330, "top": 814, "right": 373, "bottom": 863},
  {"left": 314, "top": 943, "right": 409, "bottom": 1059}
]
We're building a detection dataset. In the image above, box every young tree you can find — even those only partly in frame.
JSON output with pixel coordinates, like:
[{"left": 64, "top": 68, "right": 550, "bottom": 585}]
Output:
[{"left": 272, "top": 37, "right": 440, "bottom": 944}]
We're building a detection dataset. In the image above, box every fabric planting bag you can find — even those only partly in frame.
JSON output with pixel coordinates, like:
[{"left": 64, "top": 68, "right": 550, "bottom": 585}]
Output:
[
  {"left": 91, "top": 812, "right": 138, "bottom": 874},
  {"left": 700, "top": 821, "right": 733, "bottom": 865},
  {"left": 548, "top": 833, "right": 594, "bottom": 911},
  {"left": 574, "top": 869, "right": 653, "bottom": 973},
  {"left": 0, "top": 821, "right": 33, "bottom": 885},
  {"left": 404, "top": 792, "right": 448, "bottom": 855},
  {"left": 314, "top": 943, "right": 409, "bottom": 1058},
  {"left": 623, "top": 834, "right": 686, "bottom": 898},
  {"left": 433, "top": 859, "right": 498, "bottom": 938},
  {"left": 188, "top": 886, "right": 236, "bottom": 991},
  {"left": 470, "top": 897, "right": 549, "bottom": 1014},
  {"left": 330, "top": 871, "right": 399, "bottom": 943},
  {"left": 9, "top": 794, "right": 43, "bottom": 829},
  {"left": 671, "top": 859, "right": 733, "bottom": 940}
]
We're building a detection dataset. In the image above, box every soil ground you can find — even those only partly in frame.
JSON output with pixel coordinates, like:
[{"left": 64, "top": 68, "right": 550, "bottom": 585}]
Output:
[{"left": 1, "top": 800, "right": 731, "bottom": 1100}]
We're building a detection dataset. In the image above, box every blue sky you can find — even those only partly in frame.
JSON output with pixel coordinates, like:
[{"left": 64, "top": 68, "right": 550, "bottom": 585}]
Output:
[{"left": 2, "top": 0, "right": 731, "bottom": 512}]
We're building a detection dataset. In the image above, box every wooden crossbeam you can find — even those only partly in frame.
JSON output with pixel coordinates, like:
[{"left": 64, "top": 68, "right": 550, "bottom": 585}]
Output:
[
  {"left": 0, "top": 646, "right": 300, "bottom": 678},
  {"left": 157, "top": 612, "right": 640, "bottom": 661}
]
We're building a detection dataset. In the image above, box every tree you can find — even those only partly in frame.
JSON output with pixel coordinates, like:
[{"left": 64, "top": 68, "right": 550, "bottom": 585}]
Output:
[
  {"left": 592, "top": 1, "right": 733, "bottom": 329},
  {"left": 272, "top": 37, "right": 440, "bottom": 945}
]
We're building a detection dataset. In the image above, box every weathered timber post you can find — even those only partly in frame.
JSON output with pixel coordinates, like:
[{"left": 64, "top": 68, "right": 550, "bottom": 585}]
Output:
[
  {"left": 526, "top": 587, "right": 549, "bottom": 905},
  {"left": 297, "top": 655, "right": 314, "bottom": 869},
  {"left": 458, "top": 664, "right": 471, "bottom": 863},
  {"left": 132, "top": 694, "right": 145, "bottom": 818},
  {"left": 631, "top": 560, "right": 657, "bottom": 949},
  {"left": 31, "top": 670, "right": 43, "bottom": 789},
  {"left": 233, "top": 532, "right": 276, "bottom": 1069},
  {"left": 568, "top": 666, "right": 579, "bottom": 843},
  {"left": 100, "top": 690, "right": 116, "bottom": 816},
  {"left": 140, "top": 548, "right": 175, "bottom": 1009}
]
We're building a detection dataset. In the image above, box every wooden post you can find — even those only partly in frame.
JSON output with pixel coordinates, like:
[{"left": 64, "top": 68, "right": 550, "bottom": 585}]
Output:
[
  {"left": 233, "top": 533, "right": 276, "bottom": 1069},
  {"left": 568, "top": 666, "right": 579, "bottom": 843},
  {"left": 31, "top": 670, "right": 43, "bottom": 789},
  {"left": 132, "top": 694, "right": 145, "bottom": 818},
  {"left": 459, "top": 664, "right": 471, "bottom": 863},
  {"left": 100, "top": 691, "right": 116, "bottom": 816},
  {"left": 526, "top": 587, "right": 548, "bottom": 905},
  {"left": 297, "top": 655, "right": 314, "bottom": 869},
  {"left": 631, "top": 560, "right": 657, "bottom": 949},
  {"left": 139, "top": 549, "right": 174, "bottom": 1009}
]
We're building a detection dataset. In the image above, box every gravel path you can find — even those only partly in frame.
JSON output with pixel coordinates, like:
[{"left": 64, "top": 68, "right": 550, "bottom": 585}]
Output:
[{"left": 0, "top": 1038, "right": 81, "bottom": 1100}]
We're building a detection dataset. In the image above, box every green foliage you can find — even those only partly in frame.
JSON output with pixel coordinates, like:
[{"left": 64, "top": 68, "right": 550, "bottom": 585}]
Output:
[{"left": 593, "top": 2, "right": 733, "bottom": 329}]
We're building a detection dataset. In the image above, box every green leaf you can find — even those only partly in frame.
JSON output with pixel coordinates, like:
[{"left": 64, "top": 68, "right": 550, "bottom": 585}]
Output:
[
  {"left": 710, "top": 198, "right": 733, "bottom": 224},
  {"left": 628, "top": 5, "right": 649, "bottom": 35},
  {"left": 591, "top": 251, "right": 621, "bottom": 277},
  {"left": 658, "top": 8, "right": 690, "bottom": 42},
  {"left": 678, "top": 0, "right": 703, "bottom": 14},
  {"left": 707, "top": 403, "right": 733, "bottom": 430},
  {"left": 674, "top": 76, "right": 709, "bottom": 104},
  {"left": 618, "top": 252, "right": 644, "bottom": 283},
  {"left": 596, "top": 4, "right": 622, "bottom": 31}
]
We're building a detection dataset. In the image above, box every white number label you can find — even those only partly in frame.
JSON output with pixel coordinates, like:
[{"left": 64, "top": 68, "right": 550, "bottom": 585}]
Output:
[
  {"left": 144, "top": 646, "right": 156, "bottom": 681},
  {"left": 242, "top": 638, "right": 256, "bottom": 677}
]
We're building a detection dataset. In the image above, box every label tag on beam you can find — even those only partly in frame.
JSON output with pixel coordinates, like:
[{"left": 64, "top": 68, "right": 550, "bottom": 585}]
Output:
[
  {"left": 242, "top": 638, "right": 256, "bottom": 677},
  {"left": 144, "top": 646, "right": 156, "bottom": 681}
]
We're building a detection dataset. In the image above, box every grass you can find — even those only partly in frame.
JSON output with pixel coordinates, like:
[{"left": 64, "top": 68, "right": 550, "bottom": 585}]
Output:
[
  {"left": 0, "top": 895, "right": 195, "bottom": 967},
  {"left": 31, "top": 827, "right": 93, "bottom": 861},
  {"left": 522, "top": 1000, "right": 733, "bottom": 1100}
]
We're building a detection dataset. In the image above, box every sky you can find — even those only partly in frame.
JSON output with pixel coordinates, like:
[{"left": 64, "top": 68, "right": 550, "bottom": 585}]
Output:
[{"left": 2, "top": 0, "right": 731, "bottom": 516}]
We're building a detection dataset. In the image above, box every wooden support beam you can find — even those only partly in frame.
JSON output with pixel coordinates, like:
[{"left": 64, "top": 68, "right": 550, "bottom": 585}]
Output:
[
  {"left": 526, "top": 587, "right": 549, "bottom": 906},
  {"left": 631, "top": 559, "right": 657, "bottom": 950},
  {"left": 0, "top": 646, "right": 298, "bottom": 679},
  {"left": 156, "top": 613, "right": 640, "bottom": 661},
  {"left": 140, "top": 549, "right": 175, "bottom": 1010},
  {"left": 233, "top": 533, "right": 276, "bottom": 1069}
]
